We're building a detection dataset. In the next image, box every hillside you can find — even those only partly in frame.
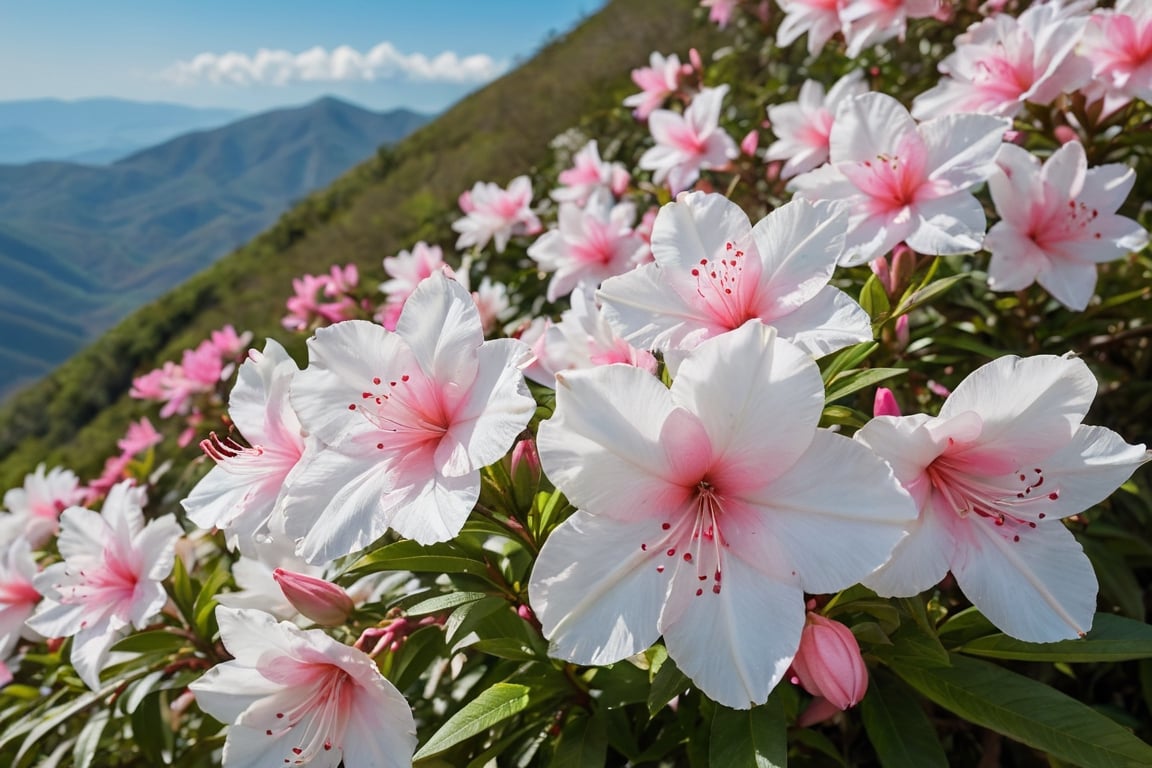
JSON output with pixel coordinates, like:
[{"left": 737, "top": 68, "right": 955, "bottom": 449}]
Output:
[
  {"left": 0, "top": 0, "right": 715, "bottom": 489},
  {"left": 0, "top": 97, "right": 431, "bottom": 398}
]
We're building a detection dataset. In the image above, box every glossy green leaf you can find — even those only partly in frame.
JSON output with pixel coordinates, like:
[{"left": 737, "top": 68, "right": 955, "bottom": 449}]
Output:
[
  {"left": 414, "top": 682, "right": 532, "bottom": 760},
  {"left": 891, "top": 653, "right": 1152, "bottom": 767},
  {"left": 550, "top": 713, "right": 608, "bottom": 768},
  {"left": 708, "top": 698, "right": 786, "bottom": 768},
  {"left": 825, "top": 368, "right": 906, "bottom": 404},
  {"left": 344, "top": 539, "right": 494, "bottom": 582},
  {"left": 647, "top": 653, "right": 691, "bottom": 717},
  {"left": 958, "top": 613, "right": 1152, "bottom": 662},
  {"left": 860, "top": 669, "right": 947, "bottom": 768}
]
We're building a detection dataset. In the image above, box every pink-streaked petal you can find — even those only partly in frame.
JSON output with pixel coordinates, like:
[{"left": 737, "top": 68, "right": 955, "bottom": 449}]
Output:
[
  {"left": 985, "top": 225, "right": 1049, "bottom": 292},
  {"left": 863, "top": 491, "right": 957, "bottom": 597},
  {"left": 598, "top": 265, "right": 716, "bottom": 351},
  {"left": 671, "top": 323, "right": 823, "bottom": 488},
  {"left": 746, "top": 430, "right": 917, "bottom": 594},
  {"left": 952, "top": 519, "right": 1097, "bottom": 641},
  {"left": 529, "top": 511, "right": 666, "bottom": 666},
  {"left": 538, "top": 365, "right": 687, "bottom": 521},
  {"left": 660, "top": 554, "right": 803, "bottom": 709}
]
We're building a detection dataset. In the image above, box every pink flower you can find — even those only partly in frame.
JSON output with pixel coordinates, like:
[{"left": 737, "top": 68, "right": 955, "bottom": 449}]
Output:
[
  {"left": 552, "top": 140, "right": 631, "bottom": 206},
  {"left": 702, "top": 0, "right": 740, "bottom": 27},
  {"left": 911, "top": 2, "right": 1092, "bottom": 119},
  {"left": 117, "top": 417, "right": 163, "bottom": 456},
  {"left": 273, "top": 569, "right": 355, "bottom": 627},
  {"left": 984, "top": 141, "right": 1148, "bottom": 311},
  {"left": 1, "top": 463, "right": 85, "bottom": 548},
  {"left": 527, "top": 191, "right": 648, "bottom": 302},
  {"left": 529, "top": 322, "right": 915, "bottom": 708},
  {"left": 0, "top": 539, "right": 41, "bottom": 661},
  {"left": 765, "top": 70, "right": 869, "bottom": 179},
  {"left": 597, "top": 192, "right": 871, "bottom": 363},
  {"left": 776, "top": 0, "right": 843, "bottom": 57},
  {"left": 452, "top": 176, "right": 542, "bottom": 254},
  {"left": 189, "top": 606, "right": 416, "bottom": 768},
  {"left": 873, "top": 387, "right": 902, "bottom": 417},
  {"left": 840, "top": 0, "right": 941, "bottom": 58},
  {"left": 378, "top": 242, "right": 448, "bottom": 330},
  {"left": 791, "top": 613, "right": 869, "bottom": 710},
  {"left": 640, "top": 86, "right": 739, "bottom": 195},
  {"left": 524, "top": 283, "right": 658, "bottom": 389},
  {"left": 856, "top": 355, "right": 1150, "bottom": 641},
  {"left": 283, "top": 272, "right": 535, "bottom": 563},
  {"left": 26, "top": 482, "right": 182, "bottom": 689},
  {"left": 790, "top": 92, "right": 1009, "bottom": 266},
  {"left": 624, "top": 52, "right": 693, "bottom": 120},
  {"left": 210, "top": 325, "right": 255, "bottom": 361},
  {"left": 1082, "top": 0, "right": 1152, "bottom": 106},
  {"left": 182, "top": 339, "right": 309, "bottom": 558},
  {"left": 283, "top": 271, "right": 359, "bottom": 333}
]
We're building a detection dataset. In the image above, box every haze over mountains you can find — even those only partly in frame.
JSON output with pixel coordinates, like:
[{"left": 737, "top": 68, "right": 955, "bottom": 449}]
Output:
[{"left": 0, "top": 97, "right": 430, "bottom": 398}]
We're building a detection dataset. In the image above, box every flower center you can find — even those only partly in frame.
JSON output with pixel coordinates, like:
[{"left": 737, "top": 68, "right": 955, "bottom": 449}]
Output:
[
  {"left": 266, "top": 663, "right": 355, "bottom": 765},
  {"left": 927, "top": 456, "right": 1060, "bottom": 542},
  {"left": 348, "top": 373, "right": 449, "bottom": 452},
  {"left": 640, "top": 479, "right": 728, "bottom": 597},
  {"left": 689, "top": 240, "right": 755, "bottom": 329}
]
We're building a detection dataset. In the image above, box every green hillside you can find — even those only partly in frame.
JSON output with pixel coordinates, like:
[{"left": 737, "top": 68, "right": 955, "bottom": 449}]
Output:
[{"left": 0, "top": 0, "right": 717, "bottom": 488}]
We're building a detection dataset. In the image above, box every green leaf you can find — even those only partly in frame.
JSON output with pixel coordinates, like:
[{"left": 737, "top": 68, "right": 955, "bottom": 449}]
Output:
[
  {"left": 860, "top": 669, "right": 947, "bottom": 768},
  {"left": 891, "top": 272, "right": 971, "bottom": 318},
  {"left": 825, "top": 368, "right": 907, "bottom": 404},
  {"left": 414, "top": 682, "right": 533, "bottom": 760},
  {"left": 72, "top": 707, "right": 110, "bottom": 768},
  {"left": 708, "top": 699, "right": 786, "bottom": 768},
  {"left": 111, "top": 629, "right": 190, "bottom": 655},
  {"left": 872, "top": 619, "right": 950, "bottom": 669},
  {"left": 820, "top": 342, "right": 879, "bottom": 384},
  {"left": 859, "top": 274, "right": 891, "bottom": 322},
  {"left": 891, "top": 652, "right": 1152, "bottom": 767},
  {"left": 344, "top": 539, "right": 494, "bottom": 583},
  {"left": 550, "top": 713, "right": 608, "bottom": 768},
  {"left": 405, "top": 591, "right": 489, "bottom": 617},
  {"left": 647, "top": 653, "right": 691, "bottom": 717},
  {"left": 958, "top": 613, "right": 1152, "bottom": 662}
]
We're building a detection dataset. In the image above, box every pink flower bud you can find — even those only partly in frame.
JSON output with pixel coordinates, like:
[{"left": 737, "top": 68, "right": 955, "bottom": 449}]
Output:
[
  {"left": 869, "top": 255, "right": 892, "bottom": 295},
  {"left": 272, "top": 568, "right": 355, "bottom": 627},
  {"left": 689, "top": 48, "right": 703, "bottom": 72},
  {"left": 0, "top": 660, "right": 11, "bottom": 688},
  {"left": 1053, "top": 125, "right": 1078, "bottom": 145},
  {"left": 873, "top": 387, "right": 902, "bottom": 418},
  {"left": 791, "top": 613, "right": 868, "bottom": 711},
  {"left": 1004, "top": 129, "right": 1025, "bottom": 145},
  {"left": 894, "top": 314, "right": 910, "bottom": 350},
  {"left": 740, "top": 129, "right": 759, "bottom": 157}
]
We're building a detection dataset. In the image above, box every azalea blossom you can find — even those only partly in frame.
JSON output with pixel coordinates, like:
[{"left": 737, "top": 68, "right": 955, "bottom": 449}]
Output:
[
  {"left": 624, "top": 51, "right": 693, "bottom": 120},
  {"left": 790, "top": 92, "right": 1009, "bottom": 266},
  {"left": 527, "top": 190, "right": 648, "bottom": 302},
  {"left": 0, "top": 463, "right": 85, "bottom": 549},
  {"left": 639, "top": 86, "right": 739, "bottom": 195},
  {"left": 552, "top": 140, "right": 631, "bottom": 206},
  {"left": 182, "top": 339, "right": 310, "bottom": 558},
  {"left": 598, "top": 192, "right": 871, "bottom": 363},
  {"left": 26, "top": 482, "right": 182, "bottom": 689},
  {"left": 855, "top": 355, "right": 1150, "bottom": 642},
  {"left": 452, "top": 176, "right": 542, "bottom": 254},
  {"left": 189, "top": 606, "right": 416, "bottom": 768},
  {"left": 911, "top": 2, "right": 1092, "bottom": 120},
  {"left": 840, "top": 0, "right": 941, "bottom": 59},
  {"left": 378, "top": 242, "right": 448, "bottom": 331},
  {"left": 0, "top": 539, "right": 40, "bottom": 661},
  {"left": 1082, "top": 0, "right": 1152, "bottom": 105},
  {"left": 791, "top": 612, "right": 869, "bottom": 711},
  {"left": 524, "top": 283, "right": 658, "bottom": 388},
  {"left": 283, "top": 272, "right": 535, "bottom": 563},
  {"left": 529, "top": 322, "right": 916, "bottom": 708},
  {"left": 984, "top": 141, "right": 1148, "bottom": 311},
  {"left": 766, "top": 70, "right": 869, "bottom": 179},
  {"left": 701, "top": 0, "right": 740, "bottom": 27},
  {"left": 776, "top": 0, "right": 844, "bottom": 56}
]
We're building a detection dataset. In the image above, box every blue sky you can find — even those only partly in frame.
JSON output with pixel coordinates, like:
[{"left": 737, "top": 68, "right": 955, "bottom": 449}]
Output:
[{"left": 0, "top": 1, "right": 608, "bottom": 113}]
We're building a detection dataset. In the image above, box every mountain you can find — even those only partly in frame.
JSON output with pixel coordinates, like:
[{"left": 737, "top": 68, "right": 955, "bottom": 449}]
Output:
[
  {"left": 0, "top": 97, "right": 432, "bottom": 398},
  {"left": 0, "top": 98, "right": 245, "bottom": 164},
  {"left": 0, "top": 0, "right": 717, "bottom": 489}
]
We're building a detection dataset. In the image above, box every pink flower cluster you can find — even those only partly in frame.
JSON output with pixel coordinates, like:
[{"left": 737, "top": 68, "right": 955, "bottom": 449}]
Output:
[{"left": 283, "top": 264, "right": 365, "bottom": 332}]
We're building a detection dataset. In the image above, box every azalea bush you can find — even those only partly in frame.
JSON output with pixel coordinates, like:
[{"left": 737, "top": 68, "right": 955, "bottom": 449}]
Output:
[{"left": 3, "top": 0, "right": 1152, "bottom": 765}]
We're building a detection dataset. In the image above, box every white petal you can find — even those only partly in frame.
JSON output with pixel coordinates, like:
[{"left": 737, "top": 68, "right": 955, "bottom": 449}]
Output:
[
  {"left": 671, "top": 322, "right": 823, "bottom": 486},
  {"left": 749, "top": 199, "right": 846, "bottom": 308},
  {"left": 71, "top": 620, "right": 122, "bottom": 690},
  {"left": 747, "top": 430, "right": 917, "bottom": 594},
  {"left": 765, "top": 286, "right": 873, "bottom": 357},
  {"left": 396, "top": 271, "right": 483, "bottom": 391},
  {"left": 340, "top": 685, "right": 418, "bottom": 768},
  {"left": 905, "top": 193, "right": 986, "bottom": 256},
  {"left": 1035, "top": 425, "right": 1148, "bottom": 520},
  {"left": 919, "top": 113, "right": 1009, "bottom": 190},
  {"left": 1036, "top": 259, "right": 1098, "bottom": 311},
  {"left": 190, "top": 665, "right": 284, "bottom": 726},
  {"left": 864, "top": 491, "right": 956, "bottom": 597},
  {"left": 952, "top": 518, "right": 1097, "bottom": 641},
  {"left": 598, "top": 265, "right": 715, "bottom": 351},
  {"left": 830, "top": 93, "right": 918, "bottom": 163},
  {"left": 529, "top": 511, "right": 666, "bottom": 666},
  {"left": 661, "top": 554, "right": 803, "bottom": 709}
]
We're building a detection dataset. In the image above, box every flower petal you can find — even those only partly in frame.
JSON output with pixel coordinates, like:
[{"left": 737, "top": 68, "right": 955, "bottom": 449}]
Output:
[{"left": 1034, "top": 425, "right": 1148, "bottom": 520}]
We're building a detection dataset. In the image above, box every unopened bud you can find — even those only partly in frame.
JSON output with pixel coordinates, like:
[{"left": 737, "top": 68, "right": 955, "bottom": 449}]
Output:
[
  {"left": 510, "top": 438, "right": 542, "bottom": 510},
  {"left": 740, "top": 129, "right": 759, "bottom": 157},
  {"left": 272, "top": 568, "right": 355, "bottom": 627},
  {"left": 1053, "top": 125, "right": 1078, "bottom": 145},
  {"left": 873, "top": 387, "right": 902, "bottom": 418},
  {"left": 791, "top": 613, "right": 868, "bottom": 711}
]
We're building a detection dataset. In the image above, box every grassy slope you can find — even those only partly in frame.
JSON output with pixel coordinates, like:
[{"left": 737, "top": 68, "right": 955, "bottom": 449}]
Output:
[{"left": 0, "top": 0, "right": 717, "bottom": 488}]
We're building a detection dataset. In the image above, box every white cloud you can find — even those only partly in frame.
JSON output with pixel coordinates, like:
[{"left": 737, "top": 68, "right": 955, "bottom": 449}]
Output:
[{"left": 162, "top": 42, "right": 507, "bottom": 86}]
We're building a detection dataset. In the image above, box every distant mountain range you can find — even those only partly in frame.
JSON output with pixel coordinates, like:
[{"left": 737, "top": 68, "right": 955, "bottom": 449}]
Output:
[
  {"left": 0, "top": 98, "right": 246, "bottom": 164},
  {"left": 0, "top": 97, "right": 431, "bottom": 398}
]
